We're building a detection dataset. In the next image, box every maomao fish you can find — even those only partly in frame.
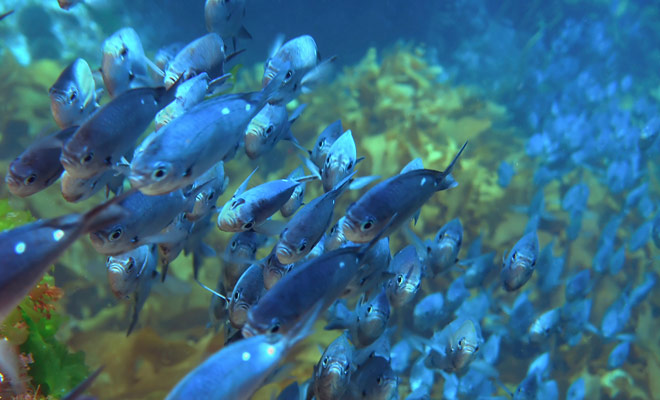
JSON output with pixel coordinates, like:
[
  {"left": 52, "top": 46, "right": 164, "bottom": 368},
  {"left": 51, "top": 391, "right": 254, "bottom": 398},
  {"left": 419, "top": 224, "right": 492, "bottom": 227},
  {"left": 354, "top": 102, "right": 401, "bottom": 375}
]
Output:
[{"left": 49, "top": 58, "right": 99, "bottom": 128}]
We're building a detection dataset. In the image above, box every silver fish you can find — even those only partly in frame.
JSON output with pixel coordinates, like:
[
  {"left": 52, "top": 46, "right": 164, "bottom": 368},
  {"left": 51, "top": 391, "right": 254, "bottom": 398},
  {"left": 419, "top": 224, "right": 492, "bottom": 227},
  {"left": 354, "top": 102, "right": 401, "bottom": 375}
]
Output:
[
  {"left": 60, "top": 170, "right": 124, "bottom": 203},
  {"left": 106, "top": 244, "right": 159, "bottom": 335},
  {"left": 313, "top": 333, "right": 354, "bottom": 400},
  {"left": 129, "top": 69, "right": 289, "bottom": 196},
  {"left": 280, "top": 166, "right": 306, "bottom": 218},
  {"left": 425, "top": 318, "right": 482, "bottom": 372},
  {"left": 347, "top": 355, "right": 398, "bottom": 400},
  {"left": 341, "top": 141, "right": 467, "bottom": 243},
  {"left": 217, "top": 169, "right": 312, "bottom": 233},
  {"left": 244, "top": 103, "right": 305, "bottom": 160},
  {"left": 310, "top": 119, "right": 343, "bottom": 170},
  {"left": 320, "top": 130, "right": 362, "bottom": 192},
  {"left": 165, "top": 301, "right": 322, "bottom": 400},
  {"left": 101, "top": 27, "right": 153, "bottom": 98},
  {"left": 501, "top": 231, "right": 539, "bottom": 291},
  {"left": 49, "top": 58, "right": 98, "bottom": 128},
  {"left": 60, "top": 85, "right": 175, "bottom": 179},
  {"left": 262, "top": 35, "right": 319, "bottom": 88},
  {"left": 229, "top": 263, "right": 265, "bottom": 329},
  {"left": 0, "top": 196, "right": 126, "bottom": 323},
  {"left": 528, "top": 308, "right": 561, "bottom": 343},
  {"left": 204, "top": 0, "right": 252, "bottom": 50},
  {"left": 325, "top": 221, "right": 348, "bottom": 252},
  {"left": 355, "top": 288, "right": 391, "bottom": 347},
  {"left": 385, "top": 245, "right": 423, "bottom": 307},
  {"left": 275, "top": 173, "right": 353, "bottom": 264},
  {"left": 164, "top": 33, "right": 228, "bottom": 89},
  {"left": 186, "top": 161, "right": 229, "bottom": 222},
  {"left": 427, "top": 218, "right": 463, "bottom": 274},
  {"left": 88, "top": 189, "right": 193, "bottom": 256},
  {"left": 155, "top": 73, "right": 212, "bottom": 130},
  {"left": 222, "top": 230, "right": 266, "bottom": 291},
  {"left": 6, "top": 126, "right": 77, "bottom": 197},
  {"left": 262, "top": 249, "right": 294, "bottom": 290}
]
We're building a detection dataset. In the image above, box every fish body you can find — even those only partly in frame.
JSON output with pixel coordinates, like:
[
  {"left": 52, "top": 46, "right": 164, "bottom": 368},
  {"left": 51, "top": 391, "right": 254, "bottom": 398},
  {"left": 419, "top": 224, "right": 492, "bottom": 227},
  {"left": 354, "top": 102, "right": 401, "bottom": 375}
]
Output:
[
  {"left": 223, "top": 230, "right": 266, "bottom": 291},
  {"left": 385, "top": 245, "right": 423, "bottom": 307},
  {"left": 6, "top": 126, "right": 77, "bottom": 197},
  {"left": 311, "top": 120, "right": 343, "bottom": 170},
  {"left": 88, "top": 190, "right": 191, "bottom": 256},
  {"left": 61, "top": 86, "right": 174, "bottom": 179},
  {"left": 427, "top": 218, "right": 462, "bottom": 274},
  {"left": 244, "top": 103, "right": 305, "bottom": 159},
  {"left": 101, "top": 27, "right": 153, "bottom": 98},
  {"left": 49, "top": 58, "right": 98, "bottom": 128},
  {"left": 0, "top": 198, "right": 125, "bottom": 322},
  {"left": 280, "top": 166, "right": 306, "bottom": 217},
  {"left": 275, "top": 173, "right": 352, "bottom": 264},
  {"left": 229, "top": 263, "right": 266, "bottom": 329},
  {"left": 129, "top": 75, "right": 287, "bottom": 195},
  {"left": 204, "top": 0, "right": 251, "bottom": 49},
  {"left": 164, "top": 34, "right": 227, "bottom": 89},
  {"left": 262, "top": 35, "right": 319, "bottom": 88},
  {"left": 320, "top": 130, "right": 361, "bottom": 192},
  {"left": 106, "top": 244, "right": 159, "bottom": 335},
  {"left": 313, "top": 333, "right": 354, "bottom": 400},
  {"left": 501, "top": 231, "right": 539, "bottom": 291},
  {"left": 243, "top": 245, "right": 366, "bottom": 337},
  {"left": 342, "top": 142, "right": 466, "bottom": 243}
]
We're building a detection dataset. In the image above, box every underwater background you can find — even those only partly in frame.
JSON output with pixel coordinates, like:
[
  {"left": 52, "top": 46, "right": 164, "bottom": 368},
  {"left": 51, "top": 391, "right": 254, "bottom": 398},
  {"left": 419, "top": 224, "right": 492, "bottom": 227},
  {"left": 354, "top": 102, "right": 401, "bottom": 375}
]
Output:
[{"left": 0, "top": 0, "right": 659, "bottom": 399}]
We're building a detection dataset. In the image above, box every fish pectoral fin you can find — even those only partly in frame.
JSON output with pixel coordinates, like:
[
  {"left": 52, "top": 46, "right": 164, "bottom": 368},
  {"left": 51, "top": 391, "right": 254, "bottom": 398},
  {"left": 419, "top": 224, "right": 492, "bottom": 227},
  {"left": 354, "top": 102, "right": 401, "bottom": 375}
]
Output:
[{"left": 348, "top": 175, "right": 380, "bottom": 191}]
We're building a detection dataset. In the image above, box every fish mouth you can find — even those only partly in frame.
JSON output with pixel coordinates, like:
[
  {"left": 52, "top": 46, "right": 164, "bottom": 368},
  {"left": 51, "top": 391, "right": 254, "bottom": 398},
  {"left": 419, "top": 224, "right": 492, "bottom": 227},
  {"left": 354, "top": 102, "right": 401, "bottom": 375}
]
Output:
[
  {"left": 263, "top": 266, "right": 285, "bottom": 290},
  {"left": 262, "top": 66, "right": 279, "bottom": 87},
  {"left": 241, "top": 323, "right": 259, "bottom": 338},
  {"left": 217, "top": 214, "right": 240, "bottom": 233},
  {"left": 339, "top": 216, "right": 359, "bottom": 241},
  {"left": 4, "top": 174, "right": 20, "bottom": 189},
  {"left": 229, "top": 304, "right": 249, "bottom": 328},
  {"left": 275, "top": 245, "right": 294, "bottom": 264},
  {"left": 243, "top": 132, "right": 263, "bottom": 159}
]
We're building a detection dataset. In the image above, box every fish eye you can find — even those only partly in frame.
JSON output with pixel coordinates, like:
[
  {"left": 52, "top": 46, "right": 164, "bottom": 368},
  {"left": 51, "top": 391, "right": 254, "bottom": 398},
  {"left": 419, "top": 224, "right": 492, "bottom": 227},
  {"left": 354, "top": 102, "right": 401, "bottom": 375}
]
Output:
[
  {"left": 361, "top": 219, "right": 374, "bottom": 231},
  {"left": 285, "top": 70, "right": 293, "bottom": 80},
  {"left": 318, "top": 139, "right": 325, "bottom": 148},
  {"left": 207, "top": 191, "right": 215, "bottom": 201},
  {"left": 322, "top": 357, "right": 328, "bottom": 367},
  {"left": 230, "top": 240, "right": 237, "bottom": 250},
  {"left": 109, "top": 228, "right": 123, "bottom": 241},
  {"left": 346, "top": 160, "right": 353, "bottom": 170},
  {"left": 70, "top": 90, "right": 77, "bottom": 102},
  {"left": 367, "top": 306, "right": 373, "bottom": 313},
  {"left": 330, "top": 224, "right": 337, "bottom": 234},
  {"left": 325, "top": 156, "right": 331, "bottom": 166},
  {"left": 126, "top": 257, "right": 135, "bottom": 270},
  {"left": 242, "top": 220, "right": 254, "bottom": 230},
  {"left": 474, "top": 344, "right": 480, "bottom": 352},
  {"left": 231, "top": 198, "right": 245, "bottom": 209},
  {"left": 24, "top": 174, "right": 37, "bottom": 185},
  {"left": 120, "top": 46, "right": 128, "bottom": 59},
  {"left": 269, "top": 323, "right": 280, "bottom": 333},
  {"left": 81, "top": 152, "right": 94, "bottom": 164},
  {"left": 233, "top": 291, "right": 240, "bottom": 301},
  {"left": 396, "top": 275, "right": 404, "bottom": 285},
  {"left": 297, "top": 241, "right": 307, "bottom": 253},
  {"left": 344, "top": 363, "right": 350, "bottom": 373},
  {"left": 152, "top": 167, "right": 168, "bottom": 181},
  {"left": 376, "top": 377, "right": 382, "bottom": 385},
  {"left": 106, "top": 256, "right": 111, "bottom": 263},
  {"left": 266, "top": 125, "right": 274, "bottom": 134},
  {"left": 458, "top": 338, "right": 464, "bottom": 349}
]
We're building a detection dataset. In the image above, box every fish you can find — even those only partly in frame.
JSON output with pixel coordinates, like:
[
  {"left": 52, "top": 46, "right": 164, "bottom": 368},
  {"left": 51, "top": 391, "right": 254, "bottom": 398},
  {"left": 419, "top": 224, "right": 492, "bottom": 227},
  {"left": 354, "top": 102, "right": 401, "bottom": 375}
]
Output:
[
  {"left": 528, "top": 308, "right": 561, "bottom": 343},
  {"left": 163, "top": 33, "right": 230, "bottom": 89},
  {"left": 101, "top": 27, "right": 154, "bottom": 98},
  {"left": 185, "top": 162, "right": 229, "bottom": 222},
  {"left": 217, "top": 168, "right": 314, "bottom": 233},
  {"left": 204, "top": 0, "right": 252, "bottom": 51},
  {"left": 462, "top": 252, "right": 495, "bottom": 289},
  {"left": 88, "top": 189, "right": 194, "bottom": 256},
  {"left": 326, "top": 288, "right": 390, "bottom": 348},
  {"left": 49, "top": 58, "right": 99, "bottom": 129},
  {"left": 60, "top": 85, "right": 175, "bottom": 179},
  {"left": 309, "top": 119, "right": 344, "bottom": 170},
  {"left": 497, "top": 161, "right": 515, "bottom": 188},
  {"left": 275, "top": 173, "right": 353, "bottom": 264},
  {"left": 413, "top": 292, "right": 446, "bottom": 333},
  {"left": 319, "top": 130, "right": 363, "bottom": 192},
  {"left": 228, "top": 263, "right": 266, "bottom": 329},
  {"left": 155, "top": 73, "right": 215, "bottom": 130},
  {"left": 5, "top": 126, "right": 77, "bottom": 197},
  {"left": 341, "top": 141, "right": 467, "bottom": 243},
  {"left": 222, "top": 230, "right": 266, "bottom": 291},
  {"left": 561, "top": 182, "right": 589, "bottom": 214},
  {"left": 244, "top": 103, "right": 305, "bottom": 159},
  {"left": 385, "top": 245, "right": 424, "bottom": 307},
  {"left": 165, "top": 300, "right": 323, "bottom": 400},
  {"left": 106, "top": 244, "right": 159, "bottom": 335},
  {"left": 129, "top": 68, "right": 290, "bottom": 196},
  {"left": 425, "top": 318, "right": 482, "bottom": 372},
  {"left": 501, "top": 231, "right": 539, "bottom": 291},
  {"left": 0, "top": 195, "right": 127, "bottom": 323},
  {"left": 262, "top": 35, "right": 324, "bottom": 92},
  {"left": 343, "top": 237, "right": 392, "bottom": 298},
  {"left": 346, "top": 354, "right": 398, "bottom": 400},
  {"left": 565, "top": 269, "right": 591, "bottom": 302},
  {"left": 60, "top": 170, "right": 124, "bottom": 203},
  {"left": 312, "top": 333, "right": 354, "bottom": 400},
  {"left": 427, "top": 218, "right": 463, "bottom": 274},
  {"left": 280, "top": 166, "right": 306, "bottom": 218},
  {"left": 243, "top": 241, "right": 384, "bottom": 337},
  {"left": 262, "top": 249, "right": 294, "bottom": 290}
]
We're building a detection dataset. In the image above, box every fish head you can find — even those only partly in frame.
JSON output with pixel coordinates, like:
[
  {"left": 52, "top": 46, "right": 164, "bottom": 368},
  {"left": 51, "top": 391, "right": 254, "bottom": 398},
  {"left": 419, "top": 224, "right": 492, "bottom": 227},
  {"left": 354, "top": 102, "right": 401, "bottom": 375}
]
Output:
[
  {"left": 449, "top": 320, "right": 481, "bottom": 370},
  {"left": 502, "top": 248, "right": 536, "bottom": 291},
  {"left": 60, "top": 138, "right": 109, "bottom": 180},
  {"left": 275, "top": 232, "right": 308, "bottom": 264},
  {"left": 386, "top": 268, "right": 421, "bottom": 308},
  {"left": 280, "top": 183, "right": 305, "bottom": 217},
  {"left": 49, "top": 83, "right": 83, "bottom": 129},
  {"left": 314, "top": 353, "right": 352, "bottom": 398},
  {"left": 217, "top": 196, "right": 253, "bottom": 232},
  {"left": 129, "top": 159, "right": 186, "bottom": 196},
  {"left": 89, "top": 222, "right": 130, "bottom": 255},
  {"left": 325, "top": 221, "right": 347, "bottom": 251},
  {"left": 262, "top": 258, "right": 292, "bottom": 290},
  {"left": 60, "top": 172, "right": 104, "bottom": 203},
  {"left": 106, "top": 257, "right": 139, "bottom": 299},
  {"left": 430, "top": 238, "right": 460, "bottom": 272},
  {"left": 244, "top": 108, "right": 275, "bottom": 159},
  {"left": 101, "top": 28, "right": 146, "bottom": 97},
  {"left": 357, "top": 301, "right": 390, "bottom": 345},
  {"left": 242, "top": 314, "right": 281, "bottom": 338},
  {"left": 228, "top": 288, "right": 249, "bottom": 328},
  {"left": 5, "top": 157, "right": 53, "bottom": 198},
  {"left": 341, "top": 204, "right": 386, "bottom": 244}
]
